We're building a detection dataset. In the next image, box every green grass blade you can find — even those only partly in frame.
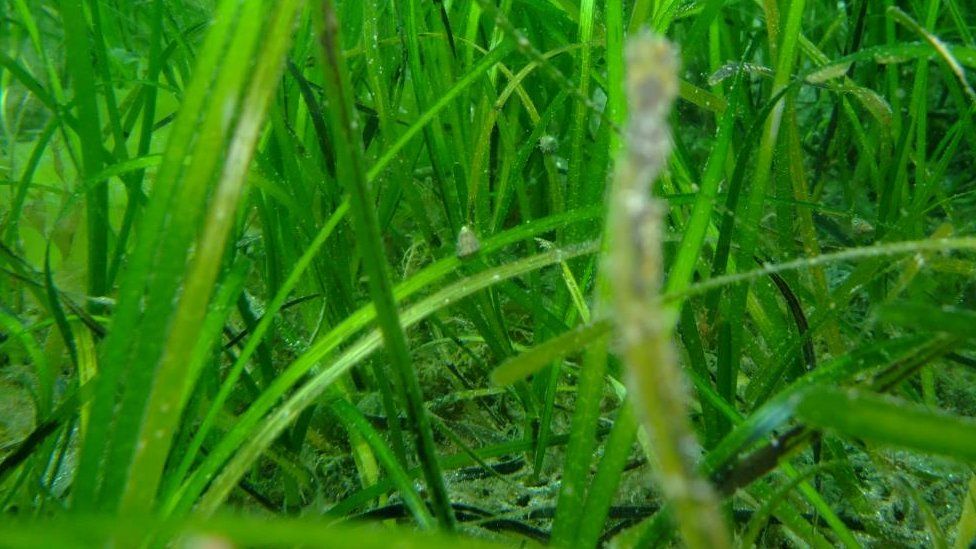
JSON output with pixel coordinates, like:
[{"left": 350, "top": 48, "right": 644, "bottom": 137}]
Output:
[
  {"left": 315, "top": 0, "right": 454, "bottom": 528},
  {"left": 796, "top": 386, "right": 976, "bottom": 461},
  {"left": 119, "top": 0, "right": 305, "bottom": 513}
]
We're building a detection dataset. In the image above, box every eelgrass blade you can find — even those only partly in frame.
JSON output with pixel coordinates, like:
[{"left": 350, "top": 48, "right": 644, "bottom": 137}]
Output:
[
  {"left": 58, "top": 0, "right": 107, "bottom": 300},
  {"left": 119, "top": 0, "right": 306, "bottom": 514},
  {"left": 795, "top": 386, "right": 976, "bottom": 461},
  {"left": 718, "top": 0, "right": 807, "bottom": 428},
  {"left": 314, "top": 0, "right": 455, "bottom": 529},
  {"left": 0, "top": 514, "right": 504, "bottom": 549},
  {"left": 69, "top": 0, "right": 246, "bottom": 511}
]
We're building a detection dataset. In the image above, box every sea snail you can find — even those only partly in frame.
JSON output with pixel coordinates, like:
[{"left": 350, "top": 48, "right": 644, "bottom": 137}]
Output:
[{"left": 456, "top": 225, "right": 481, "bottom": 259}]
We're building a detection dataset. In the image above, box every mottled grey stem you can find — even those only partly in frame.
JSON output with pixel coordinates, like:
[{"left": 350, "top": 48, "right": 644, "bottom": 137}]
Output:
[{"left": 606, "top": 33, "right": 730, "bottom": 549}]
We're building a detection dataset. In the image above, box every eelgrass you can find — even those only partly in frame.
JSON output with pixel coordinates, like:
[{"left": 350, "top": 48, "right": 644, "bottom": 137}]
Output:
[{"left": 2, "top": 0, "right": 976, "bottom": 547}]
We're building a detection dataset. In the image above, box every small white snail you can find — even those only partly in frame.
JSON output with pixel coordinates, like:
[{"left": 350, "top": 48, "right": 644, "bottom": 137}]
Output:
[
  {"left": 538, "top": 135, "right": 558, "bottom": 154},
  {"left": 456, "top": 225, "right": 481, "bottom": 259}
]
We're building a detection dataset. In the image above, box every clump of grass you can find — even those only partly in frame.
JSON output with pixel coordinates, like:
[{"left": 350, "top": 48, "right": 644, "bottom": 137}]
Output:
[{"left": 1, "top": 0, "right": 976, "bottom": 547}]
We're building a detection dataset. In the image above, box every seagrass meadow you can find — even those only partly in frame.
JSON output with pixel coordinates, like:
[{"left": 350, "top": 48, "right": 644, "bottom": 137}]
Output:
[{"left": 3, "top": 0, "right": 976, "bottom": 546}]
